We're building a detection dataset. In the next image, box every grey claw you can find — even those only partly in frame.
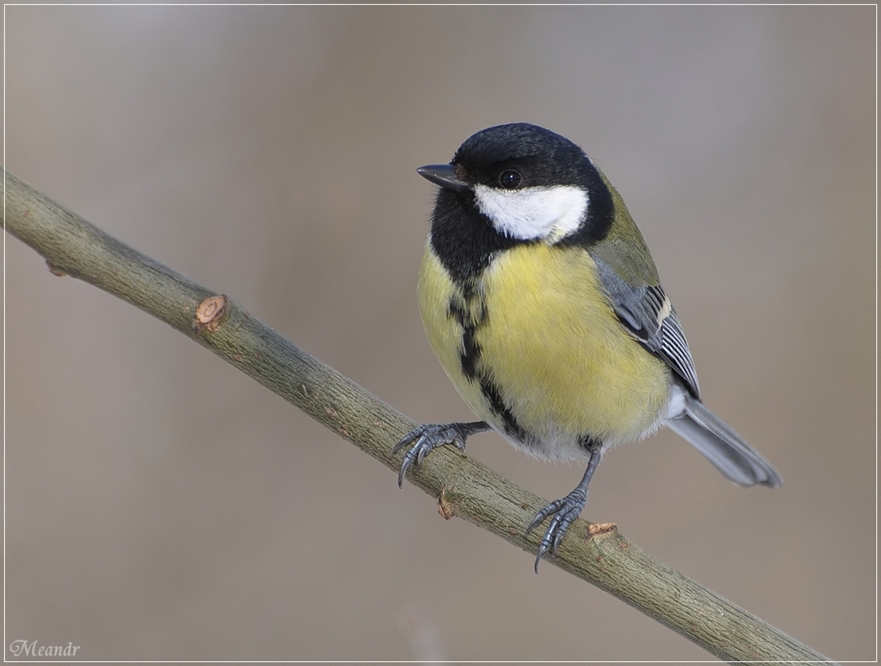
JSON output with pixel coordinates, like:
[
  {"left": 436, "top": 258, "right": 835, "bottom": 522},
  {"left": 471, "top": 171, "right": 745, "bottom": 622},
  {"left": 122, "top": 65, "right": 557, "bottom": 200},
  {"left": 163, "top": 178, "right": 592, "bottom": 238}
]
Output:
[
  {"left": 397, "top": 445, "right": 416, "bottom": 488},
  {"left": 526, "top": 491, "right": 587, "bottom": 572},
  {"left": 392, "top": 422, "right": 489, "bottom": 488},
  {"left": 392, "top": 427, "right": 422, "bottom": 455}
]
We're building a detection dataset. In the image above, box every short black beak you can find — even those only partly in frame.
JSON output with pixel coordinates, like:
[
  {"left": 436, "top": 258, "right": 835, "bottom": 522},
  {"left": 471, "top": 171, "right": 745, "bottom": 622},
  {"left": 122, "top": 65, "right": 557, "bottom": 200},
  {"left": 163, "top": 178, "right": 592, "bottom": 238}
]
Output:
[{"left": 416, "top": 164, "right": 470, "bottom": 193}]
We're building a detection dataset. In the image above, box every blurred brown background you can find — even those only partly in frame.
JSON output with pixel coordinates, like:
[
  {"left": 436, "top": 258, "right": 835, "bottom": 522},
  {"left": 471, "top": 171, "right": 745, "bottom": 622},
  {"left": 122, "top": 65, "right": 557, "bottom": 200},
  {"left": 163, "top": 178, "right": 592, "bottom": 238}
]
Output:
[{"left": 4, "top": 5, "right": 875, "bottom": 662}]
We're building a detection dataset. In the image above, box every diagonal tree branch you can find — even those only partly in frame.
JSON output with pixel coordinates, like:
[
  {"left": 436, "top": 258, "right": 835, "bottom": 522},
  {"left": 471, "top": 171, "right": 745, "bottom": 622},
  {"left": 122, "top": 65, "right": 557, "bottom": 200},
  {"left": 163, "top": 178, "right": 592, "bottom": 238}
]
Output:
[{"left": 2, "top": 168, "right": 833, "bottom": 664}]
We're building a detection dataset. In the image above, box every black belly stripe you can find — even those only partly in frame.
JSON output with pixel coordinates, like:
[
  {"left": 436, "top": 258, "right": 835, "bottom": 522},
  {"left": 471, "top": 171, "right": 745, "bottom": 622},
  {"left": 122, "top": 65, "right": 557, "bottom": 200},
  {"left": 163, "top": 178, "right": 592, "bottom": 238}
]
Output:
[
  {"left": 448, "top": 297, "right": 479, "bottom": 380},
  {"left": 447, "top": 282, "right": 527, "bottom": 442},
  {"left": 477, "top": 375, "right": 527, "bottom": 441}
]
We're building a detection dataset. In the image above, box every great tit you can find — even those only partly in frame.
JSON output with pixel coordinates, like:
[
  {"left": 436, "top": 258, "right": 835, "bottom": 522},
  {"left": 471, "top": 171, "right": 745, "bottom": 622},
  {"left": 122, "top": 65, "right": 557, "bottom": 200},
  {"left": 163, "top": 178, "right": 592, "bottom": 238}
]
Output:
[{"left": 394, "top": 123, "right": 782, "bottom": 571}]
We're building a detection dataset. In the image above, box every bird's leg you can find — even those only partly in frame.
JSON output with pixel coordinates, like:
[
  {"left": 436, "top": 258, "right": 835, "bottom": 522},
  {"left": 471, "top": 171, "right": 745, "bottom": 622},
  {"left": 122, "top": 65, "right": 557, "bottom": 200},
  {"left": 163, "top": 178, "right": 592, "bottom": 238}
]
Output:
[
  {"left": 526, "top": 445, "right": 604, "bottom": 572},
  {"left": 393, "top": 421, "right": 490, "bottom": 488}
]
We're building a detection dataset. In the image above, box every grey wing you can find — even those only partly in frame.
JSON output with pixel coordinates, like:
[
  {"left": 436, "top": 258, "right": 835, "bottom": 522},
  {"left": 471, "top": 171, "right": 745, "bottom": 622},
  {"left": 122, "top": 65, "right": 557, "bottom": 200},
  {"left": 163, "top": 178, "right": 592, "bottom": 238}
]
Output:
[{"left": 592, "top": 256, "right": 701, "bottom": 399}]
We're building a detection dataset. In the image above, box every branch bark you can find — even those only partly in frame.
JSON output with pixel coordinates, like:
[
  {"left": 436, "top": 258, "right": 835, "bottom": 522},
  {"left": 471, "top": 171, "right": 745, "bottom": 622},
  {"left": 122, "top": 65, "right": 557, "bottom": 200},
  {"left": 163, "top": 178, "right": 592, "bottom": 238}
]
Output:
[{"left": 2, "top": 168, "right": 833, "bottom": 664}]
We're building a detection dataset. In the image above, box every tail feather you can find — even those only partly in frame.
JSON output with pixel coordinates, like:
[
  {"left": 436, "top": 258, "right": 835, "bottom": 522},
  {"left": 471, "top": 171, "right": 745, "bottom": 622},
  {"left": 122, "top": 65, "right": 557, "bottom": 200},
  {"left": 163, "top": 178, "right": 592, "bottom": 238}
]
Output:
[{"left": 667, "top": 397, "right": 783, "bottom": 488}]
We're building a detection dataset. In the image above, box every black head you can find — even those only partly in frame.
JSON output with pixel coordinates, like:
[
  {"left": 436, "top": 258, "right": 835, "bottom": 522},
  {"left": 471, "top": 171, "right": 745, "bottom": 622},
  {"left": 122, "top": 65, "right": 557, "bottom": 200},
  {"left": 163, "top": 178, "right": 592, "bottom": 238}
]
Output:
[
  {"left": 451, "top": 123, "right": 594, "bottom": 191},
  {"left": 419, "top": 123, "right": 614, "bottom": 282}
]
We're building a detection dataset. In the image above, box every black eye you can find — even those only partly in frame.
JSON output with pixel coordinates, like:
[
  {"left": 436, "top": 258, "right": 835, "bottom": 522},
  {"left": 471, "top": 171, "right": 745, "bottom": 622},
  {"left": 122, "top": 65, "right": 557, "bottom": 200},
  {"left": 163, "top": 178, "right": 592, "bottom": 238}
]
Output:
[{"left": 498, "top": 170, "right": 522, "bottom": 189}]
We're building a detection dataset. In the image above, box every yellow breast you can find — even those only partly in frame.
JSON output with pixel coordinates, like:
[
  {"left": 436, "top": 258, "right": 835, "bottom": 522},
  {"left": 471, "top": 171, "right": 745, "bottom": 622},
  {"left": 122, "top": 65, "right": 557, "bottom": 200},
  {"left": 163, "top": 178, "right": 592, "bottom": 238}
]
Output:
[{"left": 418, "top": 240, "right": 672, "bottom": 459}]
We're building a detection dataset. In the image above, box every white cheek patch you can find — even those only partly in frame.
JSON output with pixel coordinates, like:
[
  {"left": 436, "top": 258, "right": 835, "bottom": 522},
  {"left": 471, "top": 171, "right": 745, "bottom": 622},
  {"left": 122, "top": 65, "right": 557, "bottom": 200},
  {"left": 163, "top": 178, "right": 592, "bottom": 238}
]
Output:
[{"left": 473, "top": 184, "right": 589, "bottom": 242}]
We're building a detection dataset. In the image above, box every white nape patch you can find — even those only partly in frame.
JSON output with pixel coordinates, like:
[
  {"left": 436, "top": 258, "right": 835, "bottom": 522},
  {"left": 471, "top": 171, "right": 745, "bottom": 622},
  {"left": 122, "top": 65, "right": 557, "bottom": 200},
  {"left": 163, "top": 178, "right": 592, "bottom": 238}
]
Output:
[{"left": 473, "top": 184, "right": 589, "bottom": 242}]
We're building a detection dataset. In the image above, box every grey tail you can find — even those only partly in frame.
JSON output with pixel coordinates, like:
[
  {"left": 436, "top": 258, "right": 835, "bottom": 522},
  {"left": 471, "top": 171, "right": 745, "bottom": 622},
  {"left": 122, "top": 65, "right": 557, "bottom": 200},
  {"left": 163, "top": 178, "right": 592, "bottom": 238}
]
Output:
[{"left": 667, "top": 396, "right": 783, "bottom": 488}]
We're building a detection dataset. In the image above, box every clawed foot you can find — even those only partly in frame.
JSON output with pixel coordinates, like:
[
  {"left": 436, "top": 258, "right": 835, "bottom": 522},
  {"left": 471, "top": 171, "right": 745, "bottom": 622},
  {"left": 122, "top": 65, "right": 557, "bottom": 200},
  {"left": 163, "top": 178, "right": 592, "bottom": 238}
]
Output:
[
  {"left": 525, "top": 488, "right": 587, "bottom": 573},
  {"left": 392, "top": 421, "right": 488, "bottom": 488}
]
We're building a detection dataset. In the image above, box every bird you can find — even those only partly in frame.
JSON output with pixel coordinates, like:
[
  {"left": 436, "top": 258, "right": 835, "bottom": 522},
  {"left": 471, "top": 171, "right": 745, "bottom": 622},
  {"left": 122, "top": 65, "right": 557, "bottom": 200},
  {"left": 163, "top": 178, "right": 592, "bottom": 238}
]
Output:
[{"left": 393, "top": 122, "right": 782, "bottom": 572}]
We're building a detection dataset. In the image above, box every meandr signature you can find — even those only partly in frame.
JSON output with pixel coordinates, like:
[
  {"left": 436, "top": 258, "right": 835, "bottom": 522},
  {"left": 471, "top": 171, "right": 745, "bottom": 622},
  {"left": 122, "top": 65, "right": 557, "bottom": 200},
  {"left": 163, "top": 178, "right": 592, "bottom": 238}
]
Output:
[{"left": 9, "top": 639, "right": 81, "bottom": 658}]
